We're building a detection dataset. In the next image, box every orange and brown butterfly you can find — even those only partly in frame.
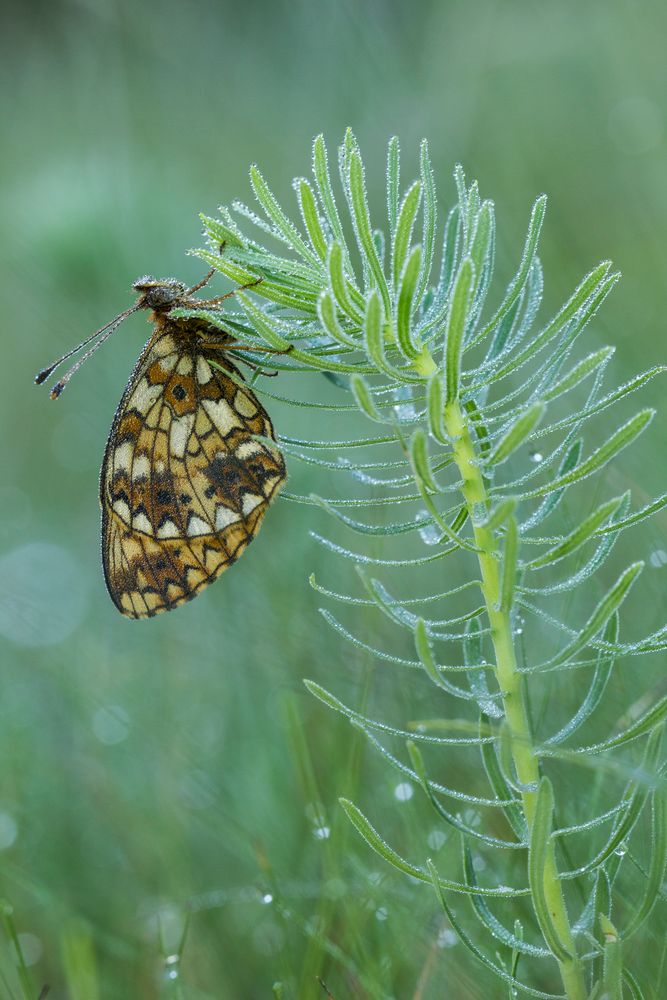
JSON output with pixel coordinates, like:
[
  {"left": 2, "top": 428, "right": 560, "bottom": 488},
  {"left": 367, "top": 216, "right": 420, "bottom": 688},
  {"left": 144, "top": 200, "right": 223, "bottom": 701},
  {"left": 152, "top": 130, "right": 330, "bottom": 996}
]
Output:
[{"left": 35, "top": 270, "right": 287, "bottom": 619}]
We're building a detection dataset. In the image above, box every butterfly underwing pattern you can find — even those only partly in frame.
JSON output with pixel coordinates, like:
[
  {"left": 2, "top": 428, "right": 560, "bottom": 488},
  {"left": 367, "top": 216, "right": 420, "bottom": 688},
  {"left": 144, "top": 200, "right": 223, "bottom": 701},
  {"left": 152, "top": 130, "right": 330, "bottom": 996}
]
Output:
[{"left": 36, "top": 273, "right": 286, "bottom": 619}]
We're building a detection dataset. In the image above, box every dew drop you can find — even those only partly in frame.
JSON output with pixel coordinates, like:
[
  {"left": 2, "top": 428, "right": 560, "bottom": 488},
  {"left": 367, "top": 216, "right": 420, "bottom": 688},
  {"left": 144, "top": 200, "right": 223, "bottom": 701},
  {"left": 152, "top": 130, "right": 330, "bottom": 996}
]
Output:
[
  {"left": 375, "top": 906, "right": 388, "bottom": 921},
  {"left": 437, "top": 927, "right": 457, "bottom": 949},
  {"left": 529, "top": 449, "right": 543, "bottom": 464},
  {"left": 416, "top": 513, "right": 440, "bottom": 546},
  {"left": 92, "top": 705, "right": 130, "bottom": 745},
  {"left": 0, "top": 812, "right": 18, "bottom": 849},
  {"left": 649, "top": 548, "right": 667, "bottom": 569},
  {"left": 394, "top": 782, "right": 414, "bottom": 802},
  {"left": 427, "top": 829, "right": 446, "bottom": 851},
  {"left": 313, "top": 825, "right": 331, "bottom": 840},
  {"left": 261, "top": 892, "right": 273, "bottom": 905},
  {"left": 471, "top": 502, "right": 487, "bottom": 526},
  {"left": 392, "top": 386, "right": 416, "bottom": 422},
  {"left": 614, "top": 843, "right": 627, "bottom": 857},
  {"left": 16, "top": 933, "right": 42, "bottom": 967}
]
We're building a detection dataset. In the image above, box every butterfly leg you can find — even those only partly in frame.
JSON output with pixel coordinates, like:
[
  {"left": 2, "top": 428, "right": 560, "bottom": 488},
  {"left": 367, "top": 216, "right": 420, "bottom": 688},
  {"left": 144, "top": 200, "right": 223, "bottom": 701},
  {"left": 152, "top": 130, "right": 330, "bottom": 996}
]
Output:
[
  {"left": 187, "top": 268, "right": 217, "bottom": 295},
  {"left": 195, "top": 276, "right": 264, "bottom": 308}
]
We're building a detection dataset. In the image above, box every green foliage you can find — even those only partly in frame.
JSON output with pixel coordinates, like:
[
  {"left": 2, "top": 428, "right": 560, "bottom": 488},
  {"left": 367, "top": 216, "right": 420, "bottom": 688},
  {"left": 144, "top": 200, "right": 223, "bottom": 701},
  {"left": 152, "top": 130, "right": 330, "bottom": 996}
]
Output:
[{"left": 186, "top": 131, "right": 667, "bottom": 998}]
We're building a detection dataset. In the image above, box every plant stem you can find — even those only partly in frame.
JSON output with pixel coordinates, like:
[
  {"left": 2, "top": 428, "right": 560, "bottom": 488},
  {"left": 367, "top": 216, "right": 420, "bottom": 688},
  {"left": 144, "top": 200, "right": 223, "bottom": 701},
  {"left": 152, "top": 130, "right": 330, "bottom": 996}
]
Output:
[{"left": 444, "top": 399, "right": 586, "bottom": 1000}]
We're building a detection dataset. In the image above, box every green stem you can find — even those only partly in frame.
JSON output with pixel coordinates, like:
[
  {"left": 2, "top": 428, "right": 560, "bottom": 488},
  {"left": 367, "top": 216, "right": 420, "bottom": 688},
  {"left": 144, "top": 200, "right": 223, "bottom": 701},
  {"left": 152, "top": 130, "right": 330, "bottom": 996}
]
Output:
[{"left": 444, "top": 399, "right": 586, "bottom": 1000}]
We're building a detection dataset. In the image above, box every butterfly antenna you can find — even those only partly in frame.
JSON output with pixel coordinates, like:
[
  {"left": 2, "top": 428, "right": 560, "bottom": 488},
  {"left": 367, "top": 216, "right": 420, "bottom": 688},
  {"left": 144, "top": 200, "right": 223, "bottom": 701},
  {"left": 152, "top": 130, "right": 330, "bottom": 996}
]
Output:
[
  {"left": 35, "top": 304, "right": 140, "bottom": 390},
  {"left": 35, "top": 304, "right": 140, "bottom": 399}
]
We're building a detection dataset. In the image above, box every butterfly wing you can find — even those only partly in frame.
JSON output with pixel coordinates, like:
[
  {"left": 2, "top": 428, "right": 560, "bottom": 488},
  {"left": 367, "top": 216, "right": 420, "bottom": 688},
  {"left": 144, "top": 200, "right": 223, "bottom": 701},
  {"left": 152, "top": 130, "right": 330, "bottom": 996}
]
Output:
[{"left": 100, "top": 323, "right": 286, "bottom": 618}]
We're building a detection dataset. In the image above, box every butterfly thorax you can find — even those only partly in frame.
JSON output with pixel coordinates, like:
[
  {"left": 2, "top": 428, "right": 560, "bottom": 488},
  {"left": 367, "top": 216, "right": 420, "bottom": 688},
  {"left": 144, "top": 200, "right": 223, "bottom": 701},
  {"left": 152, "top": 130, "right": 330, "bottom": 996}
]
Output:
[{"left": 133, "top": 276, "right": 233, "bottom": 347}]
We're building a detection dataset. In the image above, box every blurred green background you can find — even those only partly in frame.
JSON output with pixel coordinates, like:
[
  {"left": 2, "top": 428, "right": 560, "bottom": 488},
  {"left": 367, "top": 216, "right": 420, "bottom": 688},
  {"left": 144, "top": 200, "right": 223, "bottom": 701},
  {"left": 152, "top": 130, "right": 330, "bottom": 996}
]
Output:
[{"left": 1, "top": 1, "right": 667, "bottom": 997}]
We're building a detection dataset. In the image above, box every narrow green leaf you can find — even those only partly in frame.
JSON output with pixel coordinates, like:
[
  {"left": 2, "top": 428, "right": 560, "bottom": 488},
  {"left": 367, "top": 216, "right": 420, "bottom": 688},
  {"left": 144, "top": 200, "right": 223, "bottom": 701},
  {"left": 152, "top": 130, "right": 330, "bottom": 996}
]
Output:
[
  {"left": 472, "top": 263, "right": 616, "bottom": 391},
  {"left": 444, "top": 257, "right": 475, "bottom": 403},
  {"left": 500, "top": 517, "right": 519, "bottom": 613},
  {"left": 479, "top": 720, "right": 528, "bottom": 841},
  {"left": 595, "top": 489, "right": 667, "bottom": 537},
  {"left": 350, "top": 374, "right": 385, "bottom": 423},
  {"left": 470, "top": 200, "right": 493, "bottom": 290},
  {"left": 317, "top": 290, "right": 359, "bottom": 348},
  {"left": 545, "top": 614, "right": 618, "bottom": 745},
  {"left": 339, "top": 798, "right": 426, "bottom": 879},
  {"left": 544, "top": 562, "right": 642, "bottom": 670},
  {"left": 414, "top": 618, "right": 473, "bottom": 702},
  {"left": 463, "top": 844, "right": 549, "bottom": 956},
  {"left": 524, "top": 410, "right": 655, "bottom": 500},
  {"left": 328, "top": 242, "right": 363, "bottom": 323},
  {"left": 529, "top": 778, "right": 572, "bottom": 961},
  {"left": 239, "top": 294, "right": 369, "bottom": 375},
  {"left": 542, "top": 346, "right": 615, "bottom": 403},
  {"left": 297, "top": 178, "right": 329, "bottom": 260},
  {"left": 427, "top": 374, "right": 448, "bottom": 444},
  {"left": 470, "top": 194, "right": 547, "bottom": 349},
  {"left": 425, "top": 862, "right": 559, "bottom": 1000},
  {"left": 386, "top": 136, "right": 400, "bottom": 235},
  {"left": 599, "top": 914, "right": 623, "bottom": 1000},
  {"left": 526, "top": 495, "right": 626, "bottom": 570},
  {"left": 249, "top": 164, "right": 319, "bottom": 266},
  {"left": 349, "top": 151, "right": 391, "bottom": 316},
  {"left": 416, "top": 139, "right": 437, "bottom": 304},
  {"left": 522, "top": 439, "right": 582, "bottom": 529},
  {"left": 482, "top": 497, "right": 517, "bottom": 531},
  {"left": 410, "top": 428, "right": 440, "bottom": 493},
  {"left": 464, "top": 620, "right": 503, "bottom": 719},
  {"left": 579, "top": 692, "right": 667, "bottom": 754},
  {"left": 624, "top": 787, "right": 667, "bottom": 939},
  {"left": 392, "top": 180, "right": 421, "bottom": 289},
  {"left": 364, "top": 290, "right": 418, "bottom": 383},
  {"left": 312, "top": 134, "right": 349, "bottom": 266},
  {"left": 396, "top": 245, "right": 422, "bottom": 359},
  {"left": 340, "top": 800, "right": 529, "bottom": 896},
  {"left": 487, "top": 402, "right": 546, "bottom": 466}
]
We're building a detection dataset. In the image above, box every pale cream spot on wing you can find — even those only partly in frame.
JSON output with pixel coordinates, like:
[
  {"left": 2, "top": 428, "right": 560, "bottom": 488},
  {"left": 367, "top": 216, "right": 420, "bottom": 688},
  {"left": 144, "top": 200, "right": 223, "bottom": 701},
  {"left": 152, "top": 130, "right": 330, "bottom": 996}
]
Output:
[
  {"left": 158, "top": 407, "right": 171, "bottom": 430},
  {"left": 205, "top": 547, "right": 223, "bottom": 571},
  {"left": 143, "top": 592, "right": 163, "bottom": 611},
  {"left": 132, "top": 512, "right": 153, "bottom": 535},
  {"left": 235, "top": 441, "right": 264, "bottom": 460},
  {"left": 113, "top": 441, "right": 134, "bottom": 472},
  {"left": 215, "top": 505, "right": 241, "bottom": 530},
  {"left": 186, "top": 566, "right": 206, "bottom": 587},
  {"left": 156, "top": 336, "right": 176, "bottom": 355},
  {"left": 132, "top": 378, "right": 164, "bottom": 414},
  {"left": 187, "top": 514, "right": 212, "bottom": 536},
  {"left": 132, "top": 454, "right": 151, "bottom": 480},
  {"left": 113, "top": 498, "right": 131, "bottom": 522},
  {"left": 157, "top": 519, "right": 180, "bottom": 539},
  {"left": 202, "top": 398, "right": 243, "bottom": 436},
  {"left": 155, "top": 460, "right": 166, "bottom": 474},
  {"left": 197, "top": 356, "right": 213, "bottom": 383},
  {"left": 159, "top": 353, "right": 178, "bottom": 372},
  {"left": 166, "top": 583, "right": 183, "bottom": 601},
  {"left": 121, "top": 593, "right": 135, "bottom": 613},
  {"left": 234, "top": 390, "right": 258, "bottom": 417},
  {"left": 194, "top": 409, "right": 210, "bottom": 435},
  {"left": 241, "top": 493, "right": 263, "bottom": 516},
  {"left": 123, "top": 537, "right": 144, "bottom": 560},
  {"left": 176, "top": 355, "right": 193, "bottom": 375},
  {"left": 170, "top": 413, "right": 195, "bottom": 457},
  {"left": 262, "top": 474, "right": 283, "bottom": 496}
]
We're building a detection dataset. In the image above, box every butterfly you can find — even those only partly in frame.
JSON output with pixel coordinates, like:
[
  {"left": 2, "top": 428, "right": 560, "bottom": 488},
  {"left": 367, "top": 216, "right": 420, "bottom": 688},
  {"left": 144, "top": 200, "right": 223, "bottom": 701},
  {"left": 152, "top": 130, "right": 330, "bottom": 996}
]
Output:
[{"left": 35, "top": 271, "right": 287, "bottom": 619}]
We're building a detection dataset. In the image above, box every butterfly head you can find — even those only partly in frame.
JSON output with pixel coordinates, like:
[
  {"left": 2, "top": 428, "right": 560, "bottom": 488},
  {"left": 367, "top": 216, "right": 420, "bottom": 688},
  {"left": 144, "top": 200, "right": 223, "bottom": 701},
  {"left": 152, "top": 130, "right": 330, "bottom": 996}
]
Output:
[{"left": 132, "top": 276, "right": 187, "bottom": 311}]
